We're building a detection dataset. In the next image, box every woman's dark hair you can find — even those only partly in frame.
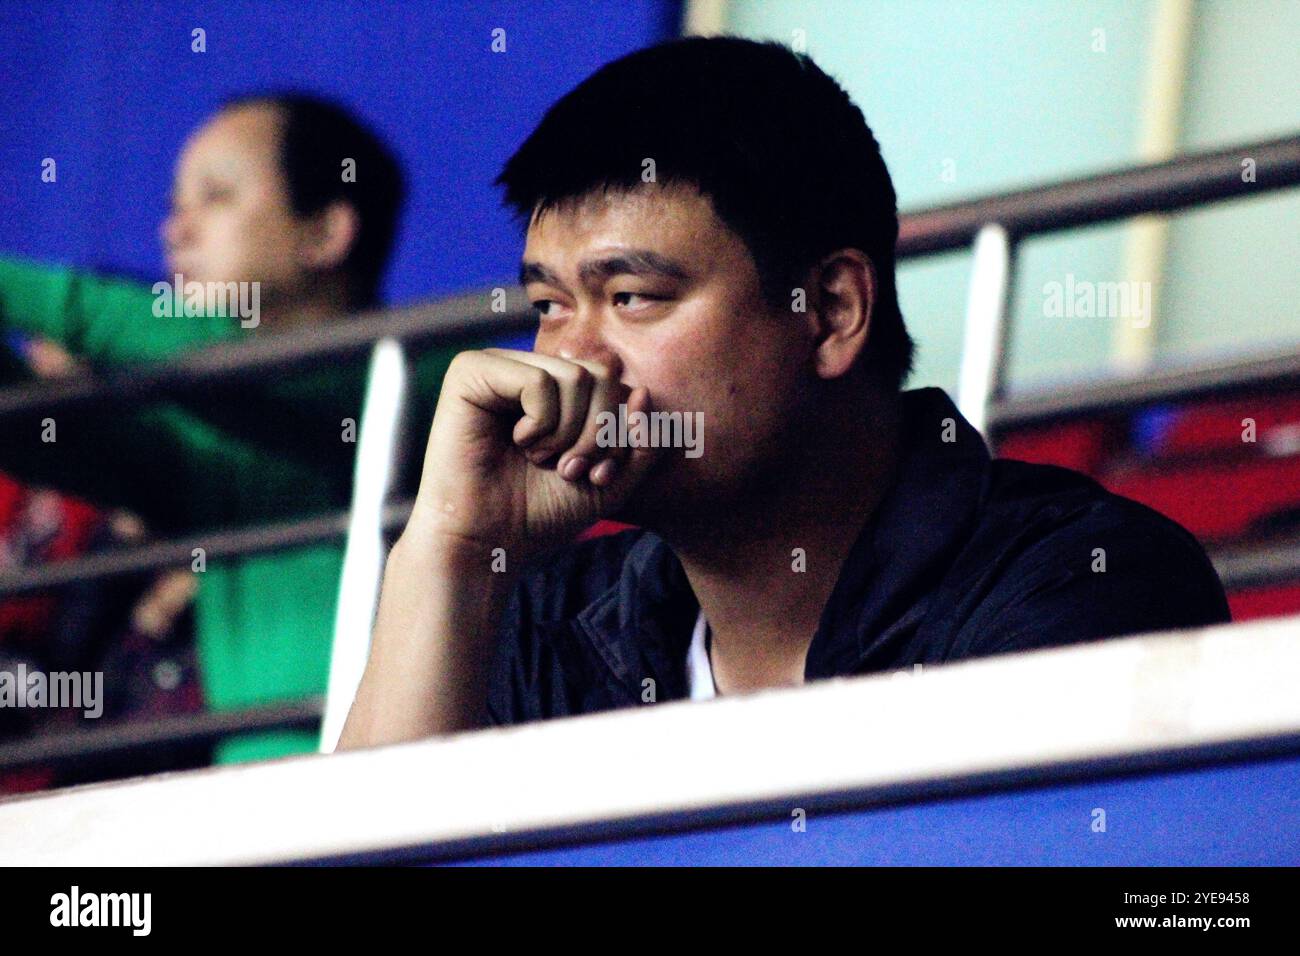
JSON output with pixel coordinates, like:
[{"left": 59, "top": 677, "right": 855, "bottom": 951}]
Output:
[
  {"left": 223, "top": 91, "right": 405, "bottom": 308},
  {"left": 497, "top": 36, "right": 914, "bottom": 390}
]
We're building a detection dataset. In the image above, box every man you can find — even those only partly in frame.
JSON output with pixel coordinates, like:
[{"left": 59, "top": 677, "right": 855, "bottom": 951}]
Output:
[
  {"left": 0, "top": 94, "right": 464, "bottom": 763},
  {"left": 339, "top": 38, "right": 1229, "bottom": 747}
]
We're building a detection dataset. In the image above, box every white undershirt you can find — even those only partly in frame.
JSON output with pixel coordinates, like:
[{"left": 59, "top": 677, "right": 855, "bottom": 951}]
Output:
[{"left": 686, "top": 608, "right": 716, "bottom": 700}]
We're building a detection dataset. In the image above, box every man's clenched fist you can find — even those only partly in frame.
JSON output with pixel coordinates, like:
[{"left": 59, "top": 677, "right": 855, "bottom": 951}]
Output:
[{"left": 408, "top": 348, "right": 661, "bottom": 562}]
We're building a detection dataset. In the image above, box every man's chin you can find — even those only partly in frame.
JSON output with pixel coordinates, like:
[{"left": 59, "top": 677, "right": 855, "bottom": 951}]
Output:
[
  {"left": 608, "top": 459, "right": 712, "bottom": 533},
  {"left": 607, "top": 465, "right": 671, "bottom": 530},
  {"left": 607, "top": 491, "right": 654, "bottom": 530}
]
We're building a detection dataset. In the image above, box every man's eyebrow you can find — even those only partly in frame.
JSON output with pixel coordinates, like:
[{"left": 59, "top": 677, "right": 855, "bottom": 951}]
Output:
[
  {"left": 577, "top": 251, "right": 689, "bottom": 284},
  {"left": 519, "top": 261, "right": 562, "bottom": 287},
  {"left": 519, "top": 251, "right": 690, "bottom": 290}
]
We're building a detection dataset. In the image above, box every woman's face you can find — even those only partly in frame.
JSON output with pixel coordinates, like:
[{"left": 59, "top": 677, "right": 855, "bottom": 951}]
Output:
[{"left": 161, "top": 103, "right": 316, "bottom": 305}]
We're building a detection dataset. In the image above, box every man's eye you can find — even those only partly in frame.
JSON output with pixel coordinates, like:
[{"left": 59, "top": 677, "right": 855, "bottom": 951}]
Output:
[
  {"left": 532, "top": 300, "right": 559, "bottom": 318},
  {"left": 613, "top": 292, "right": 658, "bottom": 308}
]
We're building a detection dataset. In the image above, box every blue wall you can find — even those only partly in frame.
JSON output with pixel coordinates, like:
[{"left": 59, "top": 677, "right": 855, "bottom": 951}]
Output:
[
  {"left": 451, "top": 753, "right": 1300, "bottom": 866},
  {"left": 0, "top": 0, "right": 679, "bottom": 304}
]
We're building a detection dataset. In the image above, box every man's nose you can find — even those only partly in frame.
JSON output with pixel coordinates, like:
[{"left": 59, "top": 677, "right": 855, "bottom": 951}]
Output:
[{"left": 546, "top": 310, "right": 624, "bottom": 381}]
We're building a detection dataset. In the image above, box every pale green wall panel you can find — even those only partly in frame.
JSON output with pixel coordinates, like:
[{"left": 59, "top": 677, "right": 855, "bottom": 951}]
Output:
[{"left": 1161, "top": 0, "right": 1300, "bottom": 362}]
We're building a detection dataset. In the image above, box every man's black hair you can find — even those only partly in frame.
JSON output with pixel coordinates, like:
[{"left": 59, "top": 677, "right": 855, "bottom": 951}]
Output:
[
  {"left": 497, "top": 36, "right": 915, "bottom": 390},
  {"left": 223, "top": 92, "right": 405, "bottom": 308}
]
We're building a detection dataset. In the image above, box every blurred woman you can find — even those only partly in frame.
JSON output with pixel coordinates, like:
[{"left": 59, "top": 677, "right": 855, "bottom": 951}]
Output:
[{"left": 0, "top": 94, "right": 466, "bottom": 765}]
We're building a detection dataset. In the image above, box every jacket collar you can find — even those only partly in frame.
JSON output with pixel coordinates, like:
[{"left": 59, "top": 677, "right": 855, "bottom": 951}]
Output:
[{"left": 572, "top": 387, "right": 991, "bottom": 699}]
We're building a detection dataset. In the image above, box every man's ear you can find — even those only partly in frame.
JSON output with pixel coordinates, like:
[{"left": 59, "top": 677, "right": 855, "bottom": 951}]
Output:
[
  {"left": 809, "top": 248, "right": 877, "bottom": 381},
  {"left": 299, "top": 201, "right": 360, "bottom": 272}
]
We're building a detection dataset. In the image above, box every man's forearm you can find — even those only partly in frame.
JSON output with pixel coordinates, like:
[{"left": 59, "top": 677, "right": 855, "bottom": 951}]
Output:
[{"left": 337, "top": 526, "right": 516, "bottom": 750}]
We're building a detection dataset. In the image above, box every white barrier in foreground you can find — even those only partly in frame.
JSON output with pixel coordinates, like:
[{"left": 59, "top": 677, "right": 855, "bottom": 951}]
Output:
[{"left": 2, "top": 614, "right": 1298, "bottom": 865}]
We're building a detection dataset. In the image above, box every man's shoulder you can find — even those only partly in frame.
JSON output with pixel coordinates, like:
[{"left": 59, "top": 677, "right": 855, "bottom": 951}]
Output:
[
  {"left": 983, "top": 456, "right": 1210, "bottom": 560},
  {"left": 947, "top": 456, "right": 1231, "bottom": 652}
]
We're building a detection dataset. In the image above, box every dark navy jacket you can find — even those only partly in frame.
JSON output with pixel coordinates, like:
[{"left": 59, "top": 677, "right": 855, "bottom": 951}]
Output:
[{"left": 485, "top": 387, "right": 1231, "bottom": 725}]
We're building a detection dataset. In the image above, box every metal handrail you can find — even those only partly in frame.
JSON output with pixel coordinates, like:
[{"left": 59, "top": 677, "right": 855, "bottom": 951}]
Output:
[
  {"left": 898, "top": 134, "right": 1300, "bottom": 256},
  {"left": 989, "top": 346, "right": 1300, "bottom": 430},
  {"left": 0, "top": 501, "right": 413, "bottom": 599},
  {"left": 1208, "top": 536, "right": 1300, "bottom": 594},
  {"left": 0, "top": 290, "right": 537, "bottom": 423},
  {"left": 0, "top": 698, "right": 322, "bottom": 773}
]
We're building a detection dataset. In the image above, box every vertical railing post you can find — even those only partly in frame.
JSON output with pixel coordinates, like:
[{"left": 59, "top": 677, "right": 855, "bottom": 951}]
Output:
[
  {"left": 319, "top": 338, "right": 411, "bottom": 753},
  {"left": 957, "top": 222, "right": 1017, "bottom": 441}
]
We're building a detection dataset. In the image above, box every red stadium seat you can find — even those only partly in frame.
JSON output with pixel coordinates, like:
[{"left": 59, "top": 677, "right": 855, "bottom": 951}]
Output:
[
  {"left": 1101, "top": 455, "right": 1300, "bottom": 543},
  {"left": 995, "top": 419, "right": 1113, "bottom": 476},
  {"left": 1153, "top": 394, "right": 1300, "bottom": 458},
  {"left": 1228, "top": 582, "right": 1300, "bottom": 621}
]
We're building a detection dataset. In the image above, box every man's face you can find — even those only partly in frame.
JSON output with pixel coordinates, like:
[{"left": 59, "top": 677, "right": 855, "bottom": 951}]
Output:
[
  {"left": 162, "top": 103, "right": 312, "bottom": 301},
  {"left": 523, "top": 184, "right": 816, "bottom": 525}
]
